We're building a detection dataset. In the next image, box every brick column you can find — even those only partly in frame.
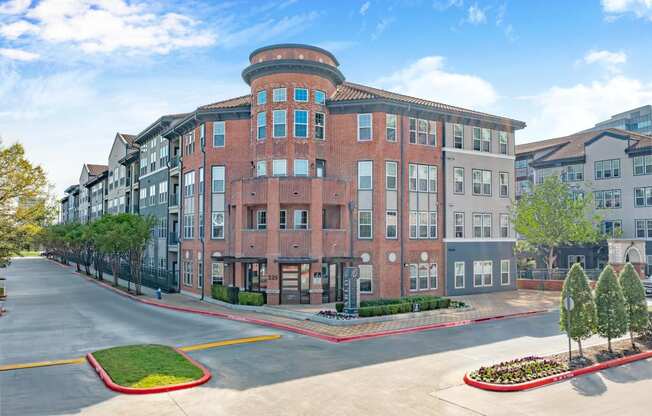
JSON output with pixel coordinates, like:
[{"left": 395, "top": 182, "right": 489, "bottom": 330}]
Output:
[
  {"left": 309, "top": 178, "right": 324, "bottom": 304},
  {"left": 266, "top": 178, "right": 281, "bottom": 305}
]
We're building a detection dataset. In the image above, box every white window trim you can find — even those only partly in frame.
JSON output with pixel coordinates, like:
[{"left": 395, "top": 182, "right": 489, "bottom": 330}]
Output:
[
  {"left": 473, "top": 260, "right": 493, "bottom": 288},
  {"left": 358, "top": 210, "right": 373, "bottom": 239},
  {"left": 454, "top": 261, "right": 465, "bottom": 289},
  {"left": 500, "top": 259, "right": 510, "bottom": 286},
  {"left": 294, "top": 87, "right": 308, "bottom": 102},
  {"left": 293, "top": 110, "right": 309, "bottom": 139},
  {"left": 357, "top": 113, "right": 372, "bottom": 141},
  {"left": 273, "top": 110, "right": 287, "bottom": 139}
]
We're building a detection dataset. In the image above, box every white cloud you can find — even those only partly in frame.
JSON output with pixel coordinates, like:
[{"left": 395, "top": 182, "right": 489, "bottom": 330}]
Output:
[
  {"left": 519, "top": 75, "right": 652, "bottom": 141},
  {"left": 0, "top": 0, "right": 216, "bottom": 55},
  {"left": 0, "top": 47, "right": 39, "bottom": 61},
  {"left": 432, "top": 0, "right": 464, "bottom": 11},
  {"left": 584, "top": 49, "right": 627, "bottom": 65},
  {"left": 466, "top": 4, "right": 486, "bottom": 24},
  {"left": 0, "top": 0, "right": 31, "bottom": 15},
  {"left": 602, "top": 0, "right": 652, "bottom": 20},
  {"left": 360, "top": 1, "right": 371, "bottom": 15},
  {"left": 372, "top": 17, "right": 394, "bottom": 40},
  {"left": 219, "top": 12, "right": 319, "bottom": 48},
  {"left": 375, "top": 56, "right": 498, "bottom": 110}
]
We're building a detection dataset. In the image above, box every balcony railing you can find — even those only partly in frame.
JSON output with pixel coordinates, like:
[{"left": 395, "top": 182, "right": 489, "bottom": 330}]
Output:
[
  {"left": 169, "top": 231, "right": 179, "bottom": 245},
  {"left": 169, "top": 193, "right": 179, "bottom": 207},
  {"left": 169, "top": 156, "right": 180, "bottom": 169}
]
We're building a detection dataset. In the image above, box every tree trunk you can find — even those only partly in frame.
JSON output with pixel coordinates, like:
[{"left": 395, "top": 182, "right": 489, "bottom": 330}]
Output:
[
  {"left": 112, "top": 255, "right": 119, "bottom": 287},
  {"left": 578, "top": 339, "right": 583, "bottom": 358},
  {"left": 608, "top": 337, "right": 612, "bottom": 353},
  {"left": 631, "top": 330, "right": 636, "bottom": 349},
  {"left": 547, "top": 247, "right": 556, "bottom": 280}
]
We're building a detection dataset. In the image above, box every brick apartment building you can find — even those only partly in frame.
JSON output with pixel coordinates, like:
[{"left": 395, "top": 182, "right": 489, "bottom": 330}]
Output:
[{"left": 60, "top": 43, "right": 525, "bottom": 304}]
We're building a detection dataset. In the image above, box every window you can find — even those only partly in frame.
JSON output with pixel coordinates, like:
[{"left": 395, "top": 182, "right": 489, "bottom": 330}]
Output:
[
  {"left": 561, "top": 164, "right": 584, "bottom": 182},
  {"left": 473, "top": 261, "right": 493, "bottom": 287},
  {"left": 358, "top": 210, "right": 372, "bottom": 239},
  {"left": 648, "top": 255, "right": 652, "bottom": 278},
  {"left": 316, "top": 159, "right": 326, "bottom": 178},
  {"left": 140, "top": 187, "right": 147, "bottom": 207},
  {"left": 409, "top": 118, "right": 436, "bottom": 145},
  {"left": 256, "top": 160, "right": 266, "bottom": 177},
  {"left": 294, "top": 209, "right": 309, "bottom": 230},
  {"left": 454, "top": 167, "right": 464, "bottom": 194},
  {"left": 159, "top": 181, "right": 168, "bottom": 204},
  {"left": 635, "top": 219, "right": 652, "bottom": 238},
  {"left": 453, "top": 124, "right": 463, "bottom": 149},
  {"left": 213, "top": 121, "right": 225, "bottom": 147},
  {"left": 314, "top": 112, "right": 325, "bottom": 139},
  {"left": 602, "top": 220, "right": 622, "bottom": 237},
  {"left": 272, "top": 87, "right": 286, "bottom": 102},
  {"left": 481, "top": 128, "right": 491, "bottom": 152},
  {"left": 473, "top": 127, "right": 481, "bottom": 151},
  {"left": 500, "top": 213, "right": 509, "bottom": 238},
  {"left": 211, "top": 212, "right": 224, "bottom": 239},
  {"left": 149, "top": 185, "right": 156, "bottom": 205},
  {"left": 500, "top": 260, "right": 510, "bottom": 285},
  {"left": 409, "top": 164, "right": 437, "bottom": 192},
  {"left": 159, "top": 145, "right": 168, "bottom": 167},
  {"left": 294, "top": 110, "right": 308, "bottom": 138},
  {"left": 408, "top": 164, "right": 437, "bottom": 239},
  {"left": 386, "top": 114, "right": 397, "bottom": 142},
  {"left": 359, "top": 265, "right": 373, "bottom": 294},
  {"left": 568, "top": 255, "right": 586, "bottom": 269},
  {"left": 279, "top": 210, "right": 287, "bottom": 230},
  {"left": 198, "top": 256, "right": 203, "bottom": 289},
  {"left": 385, "top": 161, "right": 397, "bottom": 190},
  {"left": 595, "top": 189, "right": 622, "bottom": 209},
  {"left": 211, "top": 166, "right": 225, "bottom": 193},
  {"left": 200, "top": 124, "right": 205, "bottom": 148},
  {"left": 358, "top": 113, "right": 372, "bottom": 141},
  {"left": 472, "top": 169, "right": 492, "bottom": 195},
  {"left": 257, "top": 90, "right": 266, "bottom": 105},
  {"left": 294, "top": 159, "right": 309, "bottom": 176},
  {"left": 473, "top": 213, "right": 492, "bottom": 238},
  {"left": 358, "top": 161, "right": 373, "bottom": 190},
  {"left": 633, "top": 155, "right": 652, "bottom": 176},
  {"left": 499, "top": 172, "right": 509, "bottom": 197},
  {"left": 454, "top": 262, "right": 465, "bottom": 289},
  {"left": 409, "top": 263, "right": 438, "bottom": 291},
  {"left": 149, "top": 152, "right": 156, "bottom": 172},
  {"left": 386, "top": 210, "right": 397, "bottom": 239},
  {"left": 256, "top": 210, "right": 267, "bottom": 230},
  {"left": 257, "top": 112, "right": 266, "bottom": 140},
  {"left": 498, "top": 131, "right": 508, "bottom": 155},
  {"left": 211, "top": 262, "right": 224, "bottom": 285},
  {"left": 183, "top": 214, "right": 194, "bottom": 239},
  {"left": 454, "top": 212, "right": 464, "bottom": 238},
  {"left": 183, "top": 259, "right": 193, "bottom": 286},
  {"left": 273, "top": 110, "right": 286, "bottom": 138},
  {"left": 272, "top": 159, "right": 287, "bottom": 176},
  {"left": 294, "top": 87, "right": 308, "bottom": 102},
  {"left": 635, "top": 187, "right": 652, "bottom": 207},
  {"left": 595, "top": 159, "right": 620, "bottom": 180},
  {"left": 314, "top": 90, "right": 326, "bottom": 105}
]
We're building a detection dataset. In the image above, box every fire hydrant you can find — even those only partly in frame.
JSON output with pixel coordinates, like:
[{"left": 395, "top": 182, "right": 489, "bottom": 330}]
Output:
[{"left": 156, "top": 288, "right": 162, "bottom": 300}]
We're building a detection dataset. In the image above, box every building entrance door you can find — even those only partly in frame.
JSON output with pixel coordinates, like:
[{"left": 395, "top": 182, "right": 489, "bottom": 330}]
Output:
[{"left": 281, "top": 264, "right": 310, "bottom": 304}]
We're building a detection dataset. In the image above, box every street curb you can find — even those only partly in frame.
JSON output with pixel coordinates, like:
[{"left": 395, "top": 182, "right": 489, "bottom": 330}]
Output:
[
  {"left": 86, "top": 349, "right": 212, "bottom": 395},
  {"left": 52, "top": 259, "right": 552, "bottom": 343},
  {"left": 463, "top": 350, "right": 652, "bottom": 392}
]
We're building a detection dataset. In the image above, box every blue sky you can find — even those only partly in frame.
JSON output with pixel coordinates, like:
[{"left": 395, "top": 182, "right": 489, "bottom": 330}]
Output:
[{"left": 1, "top": 0, "right": 652, "bottom": 196}]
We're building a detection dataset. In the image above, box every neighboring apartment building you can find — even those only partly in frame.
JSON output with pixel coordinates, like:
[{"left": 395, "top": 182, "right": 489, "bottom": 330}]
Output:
[
  {"left": 74, "top": 164, "right": 107, "bottom": 224},
  {"left": 106, "top": 133, "right": 137, "bottom": 214},
  {"left": 159, "top": 44, "right": 525, "bottom": 304},
  {"left": 593, "top": 105, "right": 652, "bottom": 136},
  {"left": 515, "top": 128, "right": 652, "bottom": 275},
  {"left": 87, "top": 170, "right": 108, "bottom": 222}
]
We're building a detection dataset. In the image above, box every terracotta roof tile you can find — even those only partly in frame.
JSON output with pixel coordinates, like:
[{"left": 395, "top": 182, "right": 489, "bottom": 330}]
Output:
[
  {"left": 118, "top": 133, "right": 137, "bottom": 145},
  {"left": 86, "top": 164, "right": 108, "bottom": 176},
  {"left": 199, "top": 95, "right": 251, "bottom": 110}
]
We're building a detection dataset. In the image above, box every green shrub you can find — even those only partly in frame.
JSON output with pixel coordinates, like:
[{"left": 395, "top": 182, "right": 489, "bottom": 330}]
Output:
[
  {"left": 211, "top": 284, "right": 240, "bottom": 304},
  {"left": 335, "top": 302, "right": 344, "bottom": 313},
  {"left": 238, "top": 291, "right": 265, "bottom": 306},
  {"left": 438, "top": 298, "right": 451, "bottom": 308},
  {"left": 388, "top": 304, "right": 401, "bottom": 314},
  {"left": 399, "top": 303, "right": 412, "bottom": 313}
]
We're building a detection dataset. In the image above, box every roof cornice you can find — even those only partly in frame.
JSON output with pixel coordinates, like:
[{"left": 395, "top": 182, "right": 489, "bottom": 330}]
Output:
[{"left": 242, "top": 59, "right": 345, "bottom": 86}]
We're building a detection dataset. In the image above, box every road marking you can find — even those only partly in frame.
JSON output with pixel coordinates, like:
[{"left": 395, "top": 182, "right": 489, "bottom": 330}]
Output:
[
  {"left": 179, "top": 334, "right": 281, "bottom": 352},
  {"left": 0, "top": 335, "right": 281, "bottom": 372},
  {"left": 0, "top": 357, "right": 86, "bottom": 372}
]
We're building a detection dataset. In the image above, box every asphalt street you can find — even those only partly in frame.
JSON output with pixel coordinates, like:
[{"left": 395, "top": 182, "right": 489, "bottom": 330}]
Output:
[{"left": 1, "top": 258, "right": 651, "bottom": 416}]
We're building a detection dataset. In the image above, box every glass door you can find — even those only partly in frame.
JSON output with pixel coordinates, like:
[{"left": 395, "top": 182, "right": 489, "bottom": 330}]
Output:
[
  {"left": 281, "top": 264, "right": 300, "bottom": 304},
  {"left": 299, "top": 264, "right": 310, "bottom": 304}
]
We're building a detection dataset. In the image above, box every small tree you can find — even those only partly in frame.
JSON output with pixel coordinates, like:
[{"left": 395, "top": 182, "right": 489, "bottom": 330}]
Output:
[
  {"left": 94, "top": 214, "right": 131, "bottom": 287},
  {"left": 619, "top": 263, "right": 649, "bottom": 349},
  {"left": 513, "top": 176, "right": 601, "bottom": 279},
  {"left": 123, "top": 214, "right": 155, "bottom": 295},
  {"left": 560, "top": 263, "right": 596, "bottom": 357},
  {"left": 595, "top": 265, "right": 628, "bottom": 353}
]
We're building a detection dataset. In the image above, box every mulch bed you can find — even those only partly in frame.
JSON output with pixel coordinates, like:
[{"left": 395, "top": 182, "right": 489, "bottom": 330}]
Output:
[{"left": 552, "top": 335, "right": 652, "bottom": 370}]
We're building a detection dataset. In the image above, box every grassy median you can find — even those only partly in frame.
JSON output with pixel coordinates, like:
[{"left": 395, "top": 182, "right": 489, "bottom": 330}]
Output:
[{"left": 92, "top": 345, "right": 203, "bottom": 388}]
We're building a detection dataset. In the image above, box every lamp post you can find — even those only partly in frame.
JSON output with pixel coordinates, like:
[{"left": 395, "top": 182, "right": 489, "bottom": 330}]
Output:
[{"left": 564, "top": 294, "right": 574, "bottom": 367}]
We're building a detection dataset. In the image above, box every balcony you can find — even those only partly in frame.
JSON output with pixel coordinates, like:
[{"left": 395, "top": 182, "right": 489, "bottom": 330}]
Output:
[
  {"left": 168, "top": 231, "right": 179, "bottom": 251},
  {"left": 169, "top": 193, "right": 179, "bottom": 213},
  {"left": 169, "top": 156, "right": 180, "bottom": 175}
]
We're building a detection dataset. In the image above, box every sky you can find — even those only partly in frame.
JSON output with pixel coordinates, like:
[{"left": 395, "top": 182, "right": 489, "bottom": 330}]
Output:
[{"left": 1, "top": 0, "right": 652, "bottom": 197}]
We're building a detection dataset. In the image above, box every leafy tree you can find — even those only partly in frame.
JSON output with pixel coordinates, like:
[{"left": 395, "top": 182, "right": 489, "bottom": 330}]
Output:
[
  {"left": 93, "top": 214, "right": 131, "bottom": 287},
  {"left": 595, "top": 265, "right": 628, "bottom": 353},
  {"left": 0, "top": 141, "right": 54, "bottom": 267},
  {"left": 513, "top": 176, "right": 601, "bottom": 279},
  {"left": 619, "top": 263, "right": 649, "bottom": 348},
  {"left": 122, "top": 214, "right": 155, "bottom": 295},
  {"left": 560, "top": 263, "right": 596, "bottom": 357}
]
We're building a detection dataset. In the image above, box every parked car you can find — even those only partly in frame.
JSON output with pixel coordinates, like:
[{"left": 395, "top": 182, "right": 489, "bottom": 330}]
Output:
[{"left": 643, "top": 277, "right": 652, "bottom": 297}]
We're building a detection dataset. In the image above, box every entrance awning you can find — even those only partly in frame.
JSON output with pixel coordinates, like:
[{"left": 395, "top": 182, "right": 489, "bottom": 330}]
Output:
[{"left": 275, "top": 256, "right": 318, "bottom": 264}]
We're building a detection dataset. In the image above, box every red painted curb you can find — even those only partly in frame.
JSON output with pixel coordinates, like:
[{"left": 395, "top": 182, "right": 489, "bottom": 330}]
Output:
[
  {"left": 55, "top": 259, "right": 550, "bottom": 344},
  {"left": 86, "top": 349, "right": 212, "bottom": 394},
  {"left": 464, "top": 350, "right": 652, "bottom": 392}
]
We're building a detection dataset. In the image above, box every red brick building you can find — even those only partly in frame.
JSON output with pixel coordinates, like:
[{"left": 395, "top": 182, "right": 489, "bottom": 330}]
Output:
[{"left": 163, "top": 44, "right": 523, "bottom": 305}]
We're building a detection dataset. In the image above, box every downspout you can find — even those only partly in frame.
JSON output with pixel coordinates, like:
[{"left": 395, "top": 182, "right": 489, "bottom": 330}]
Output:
[
  {"left": 200, "top": 116, "right": 206, "bottom": 301},
  {"left": 441, "top": 119, "right": 447, "bottom": 296},
  {"left": 399, "top": 108, "right": 406, "bottom": 297}
]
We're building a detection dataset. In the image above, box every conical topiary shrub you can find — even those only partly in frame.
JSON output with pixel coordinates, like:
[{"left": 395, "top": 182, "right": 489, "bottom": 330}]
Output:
[
  {"left": 560, "top": 263, "right": 596, "bottom": 357},
  {"left": 619, "top": 263, "right": 649, "bottom": 349},
  {"left": 595, "top": 265, "right": 628, "bottom": 353}
]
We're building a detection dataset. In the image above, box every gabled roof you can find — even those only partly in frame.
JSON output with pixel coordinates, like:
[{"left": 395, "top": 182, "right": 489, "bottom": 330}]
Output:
[
  {"left": 199, "top": 94, "right": 251, "bottom": 110},
  {"left": 117, "top": 133, "right": 137, "bottom": 146},
  {"left": 516, "top": 128, "right": 652, "bottom": 166},
  {"left": 135, "top": 113, "right": 189, "bottom": 144},
  {"left": 86, "top": 164, "right": 108, "bottom": 176}
]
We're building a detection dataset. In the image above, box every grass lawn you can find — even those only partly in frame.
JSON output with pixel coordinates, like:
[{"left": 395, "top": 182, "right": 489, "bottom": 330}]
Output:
[{"left": 92, "top": 345, "right": 204, "bottom": 388}]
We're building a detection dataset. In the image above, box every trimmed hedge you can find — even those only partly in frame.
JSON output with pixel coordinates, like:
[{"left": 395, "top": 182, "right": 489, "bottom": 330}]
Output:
[
  {"left": 360, "top": 295, "right": 452, "bottom": 308},
  {"left": 211, "top": 284, "right": 239, "bottom": 304},
  {"left": 238, "top": 291, "right": 265, "bottom": 306},
  {"left": 357, "top": 295, "right": 455, "bottom": 317}
]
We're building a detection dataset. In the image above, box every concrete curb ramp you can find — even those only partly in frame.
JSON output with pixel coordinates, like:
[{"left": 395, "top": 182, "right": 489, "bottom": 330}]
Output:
[
  {"left": 463, "top": 350, "right": 652, "bottom": 392},
  {"left": 86, "top": 349, "right": 212, "bottom": 395},
  {"left": 54, "top": 259, "right": 552, "bottom": 343}
]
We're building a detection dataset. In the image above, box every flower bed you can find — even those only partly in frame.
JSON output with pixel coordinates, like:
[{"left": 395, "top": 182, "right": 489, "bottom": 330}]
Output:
[
  {"left": 468, "top": 356, "right": 568, "bottom": 385},
  {"left": 335, "top": 295, "right": 464, "bottom": 318}
]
